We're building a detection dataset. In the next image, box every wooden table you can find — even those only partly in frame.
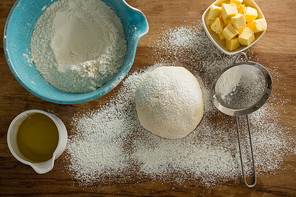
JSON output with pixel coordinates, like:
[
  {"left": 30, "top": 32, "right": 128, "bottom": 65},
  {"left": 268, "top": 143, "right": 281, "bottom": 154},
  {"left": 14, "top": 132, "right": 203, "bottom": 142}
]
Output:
[{"left": 1, "top": 0, "right": 296, "bottom": 196}]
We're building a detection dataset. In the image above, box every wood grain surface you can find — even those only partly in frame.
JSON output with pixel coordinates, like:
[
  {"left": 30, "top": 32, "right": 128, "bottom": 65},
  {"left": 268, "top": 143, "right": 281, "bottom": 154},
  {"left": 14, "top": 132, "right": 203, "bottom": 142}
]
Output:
[{"left": 1, "top": 0, "right": 296, "bottom": 196}]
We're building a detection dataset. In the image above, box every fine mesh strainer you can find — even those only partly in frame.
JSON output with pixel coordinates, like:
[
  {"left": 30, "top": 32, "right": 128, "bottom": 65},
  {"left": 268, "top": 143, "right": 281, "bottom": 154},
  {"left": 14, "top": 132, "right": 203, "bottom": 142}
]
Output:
[{"left": 211, "top": 52, "right": 272, "bottom": 188}]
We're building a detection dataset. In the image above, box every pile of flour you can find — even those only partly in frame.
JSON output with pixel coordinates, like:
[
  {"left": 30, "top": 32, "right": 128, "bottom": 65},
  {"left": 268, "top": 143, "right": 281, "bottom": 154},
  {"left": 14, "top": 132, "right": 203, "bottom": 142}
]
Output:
[{"left": 31, "top": 0, "right": 126, "bottom": 93}]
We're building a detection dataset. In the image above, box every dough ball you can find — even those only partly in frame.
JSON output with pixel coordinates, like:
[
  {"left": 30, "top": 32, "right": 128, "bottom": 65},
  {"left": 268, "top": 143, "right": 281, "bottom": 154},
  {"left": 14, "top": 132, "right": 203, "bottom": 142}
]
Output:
[{"left": 135, "top": 66, "right": 204, "bottom": 139}]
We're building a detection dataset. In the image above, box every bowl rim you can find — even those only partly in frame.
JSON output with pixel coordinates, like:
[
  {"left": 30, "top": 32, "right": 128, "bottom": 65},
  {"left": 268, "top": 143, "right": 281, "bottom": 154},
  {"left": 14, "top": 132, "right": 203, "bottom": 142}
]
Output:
[
  {"left": 202, "top": 0, "right": 266, "bottom": 55},
  {"left": 3, "top": 0, "right": 149, "bottom": 104}
]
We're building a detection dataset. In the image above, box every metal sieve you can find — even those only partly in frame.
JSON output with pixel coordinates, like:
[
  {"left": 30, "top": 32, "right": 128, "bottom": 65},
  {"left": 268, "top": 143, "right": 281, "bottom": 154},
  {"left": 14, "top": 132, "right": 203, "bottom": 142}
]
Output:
[{"left": 211, "top": 52, "right": 272, "bottom": 188}]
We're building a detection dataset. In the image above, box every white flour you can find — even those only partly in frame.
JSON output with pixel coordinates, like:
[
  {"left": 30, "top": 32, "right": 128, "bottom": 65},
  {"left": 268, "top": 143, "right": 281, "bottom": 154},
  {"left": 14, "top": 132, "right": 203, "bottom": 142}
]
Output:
[
  {"left": 31, "top": 0, "right": 126, "bottom": 93},
  {"left": 215, "top": 65, "right": 266, "bottom": 109},
  {"left": 216, "top": 66, "right": 243, "bottom": 100},
  {"left": 65, "top": 23, "right": 295, "bottom": 187}
]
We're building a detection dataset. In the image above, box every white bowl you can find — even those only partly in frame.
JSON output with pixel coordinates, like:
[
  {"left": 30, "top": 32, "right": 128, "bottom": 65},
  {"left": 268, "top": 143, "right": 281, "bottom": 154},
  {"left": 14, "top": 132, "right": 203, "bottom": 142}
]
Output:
[
  {"left": 202, "top": 0, "right": 266, "bottom": 55},
  {"left": 7, "top": 110, "right": 68, "bottom": 174}
]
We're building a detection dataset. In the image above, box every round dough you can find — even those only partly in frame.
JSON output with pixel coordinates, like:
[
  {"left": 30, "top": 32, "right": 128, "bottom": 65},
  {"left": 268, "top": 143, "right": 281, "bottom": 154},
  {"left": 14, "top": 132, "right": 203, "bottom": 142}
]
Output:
[{"left": 135, "top": 66, "right": 204, "bottom": 139}]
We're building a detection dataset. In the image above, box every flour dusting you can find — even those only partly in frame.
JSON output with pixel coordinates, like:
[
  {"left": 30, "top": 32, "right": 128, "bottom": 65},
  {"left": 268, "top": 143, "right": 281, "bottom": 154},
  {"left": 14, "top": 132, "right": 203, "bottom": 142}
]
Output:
[
  {"left": 65, "top": 23, "right": 295, "bottom": 187},
  {"left": 215, "top": 64, "right": 266, "bottom": 109}
]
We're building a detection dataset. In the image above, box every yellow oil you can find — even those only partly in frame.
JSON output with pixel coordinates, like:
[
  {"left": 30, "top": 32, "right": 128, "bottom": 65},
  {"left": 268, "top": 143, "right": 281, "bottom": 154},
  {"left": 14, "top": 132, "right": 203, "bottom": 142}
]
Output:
[{"left": 17, "top": 113, "right": 59, "bottom": 162}]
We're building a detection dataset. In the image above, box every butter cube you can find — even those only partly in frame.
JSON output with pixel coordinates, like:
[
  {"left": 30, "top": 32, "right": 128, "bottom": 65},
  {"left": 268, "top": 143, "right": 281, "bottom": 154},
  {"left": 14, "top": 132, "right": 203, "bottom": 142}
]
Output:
[
  {"left": 223, "top": 17, "right": 232, "bottom": 26},
  {"left": 207, "top": 5, "right": 222, "bottom": 20},
  {"left": 218, "top": 33, "right": 225, "bottom": 41},
  {"left": 230, "top": 0, "right": 243, "bottom": 7},
  {"left": 231, "top": 13, "right": 246, "bottom": 29},
  {"left": 239, "top": 27, "right": 255, "bottom": 45},
  {"left": 226, "top": 38, "right": 240, "bottom": 51},
  {"left": 222, "top": 23, "right": 238, "bottom": 41},
  {"left": 244, "top": 6, "right": 258, "bottom": 23},
  {"left": 222, "top": 3, "right": 238, "bottom": 23},
  {"left": 227, "top": 23, "right": 239, "bottom": 35},
  {"left": 237, "top": 26, "right": 246, "bottom": 35},
  {"left": 238, "top": 4, "right": 245, "bottom": 14},
  {"left": 247, "top": 18, "right": 267, "bottom": 33},
  {"left": 211, "top": 17, "right": 224, "bottom": 34}
]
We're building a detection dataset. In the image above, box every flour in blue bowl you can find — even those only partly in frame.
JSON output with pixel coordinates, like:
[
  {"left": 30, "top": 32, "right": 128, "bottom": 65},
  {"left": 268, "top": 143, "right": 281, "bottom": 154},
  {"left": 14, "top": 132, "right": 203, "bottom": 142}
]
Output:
[{"left": 31, "top": 0, "right": 126, "bottom": 93}]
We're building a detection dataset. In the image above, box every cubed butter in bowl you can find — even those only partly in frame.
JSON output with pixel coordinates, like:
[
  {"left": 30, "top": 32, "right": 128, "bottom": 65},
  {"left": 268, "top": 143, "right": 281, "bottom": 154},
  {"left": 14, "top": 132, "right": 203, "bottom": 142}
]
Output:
[{"left": 202, "top": 0, "right": 267, "bottom": 55}]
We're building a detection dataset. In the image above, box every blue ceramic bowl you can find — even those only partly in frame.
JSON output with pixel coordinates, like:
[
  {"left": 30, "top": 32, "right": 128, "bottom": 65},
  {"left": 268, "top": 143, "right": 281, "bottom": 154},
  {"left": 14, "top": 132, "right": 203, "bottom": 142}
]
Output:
[{"left": 4, "top": 0, "right": 148, "bottom": 104}]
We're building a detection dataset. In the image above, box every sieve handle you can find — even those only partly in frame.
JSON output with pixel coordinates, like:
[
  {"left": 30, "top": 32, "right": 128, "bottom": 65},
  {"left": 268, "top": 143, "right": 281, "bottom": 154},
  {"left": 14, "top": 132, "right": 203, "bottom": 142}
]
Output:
[
  {"left": 234, "top": 52, "right": 249, "bottom": 64},
  {"left": 235, "top": 115, "right": 257, "bottom": 188}
]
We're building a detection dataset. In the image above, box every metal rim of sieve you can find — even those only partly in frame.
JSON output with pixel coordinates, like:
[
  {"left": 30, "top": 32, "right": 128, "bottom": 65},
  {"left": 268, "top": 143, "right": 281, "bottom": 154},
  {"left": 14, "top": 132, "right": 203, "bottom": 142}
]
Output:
[{"left": 211, "top": 52, "right": 273, "bottom": 117}]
